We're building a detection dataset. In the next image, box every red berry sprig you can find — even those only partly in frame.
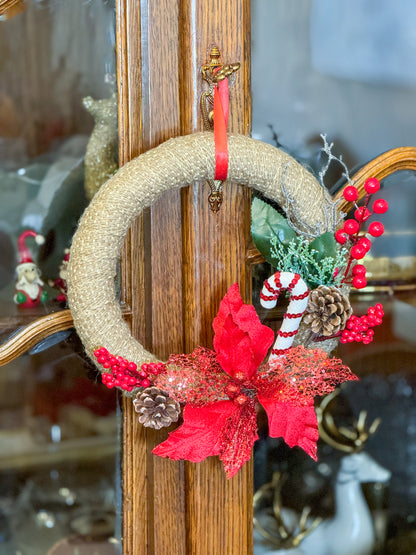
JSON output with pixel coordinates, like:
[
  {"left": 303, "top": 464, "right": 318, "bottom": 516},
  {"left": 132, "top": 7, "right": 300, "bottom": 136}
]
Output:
[
  {"left": 335, "top": 178, "right": 389, "bottom": 289},
  {"left": 93, "top": 347, "right": 166, "bottom": 392},
  {"left": 340, "top": 303, "right": 384, "bottom": 345}
]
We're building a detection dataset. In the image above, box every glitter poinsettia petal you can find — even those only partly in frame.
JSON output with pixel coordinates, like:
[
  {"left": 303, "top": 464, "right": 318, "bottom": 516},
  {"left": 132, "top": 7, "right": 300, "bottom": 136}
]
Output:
[
  {"left": 154, "top": 347, "right": 230, "bottom": 405},
  {"left": 262, "top": 345, "right": 358, "bottom": 398},
  {"left": 258, "top": 397, "right": 319, "bottom": 460},
  {"left": 218, "top": 400, "right": 258, "bottom": 478},
  {"left": 153, "top": 401, "right": 238, "bottom": 462},
  {"left": 212, "top": 283, "right": 275, "bottom": 380}
]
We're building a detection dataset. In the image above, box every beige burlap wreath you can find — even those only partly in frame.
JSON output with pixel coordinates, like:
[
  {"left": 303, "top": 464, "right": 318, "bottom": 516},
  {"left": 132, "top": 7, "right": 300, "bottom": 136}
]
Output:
[{"left": 67, "top": 132, "right": 336, "bottom": 375}]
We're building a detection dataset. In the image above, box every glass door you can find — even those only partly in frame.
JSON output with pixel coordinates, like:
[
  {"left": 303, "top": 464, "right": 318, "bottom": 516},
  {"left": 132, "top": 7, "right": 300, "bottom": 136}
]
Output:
[
  {"left": 251, "top": 2, "right": 416, "bottom": 553},
  {"left": 0, "top": 2, "right": 120, "bottom": 553}
]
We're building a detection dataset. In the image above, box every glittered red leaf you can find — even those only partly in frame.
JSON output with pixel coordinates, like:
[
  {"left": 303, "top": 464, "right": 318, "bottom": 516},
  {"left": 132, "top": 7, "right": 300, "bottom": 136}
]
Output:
[
  {"left": 212, "top": 283, "right": 275, "bottom": 380},
  {"left": 219, "top": 400, "right": 258, "bottom": 478},
  {"left": 154, "top": 347, "right": 231, "bottom": 405},
  {"left": 258, "top": 397, "right": 319, "bottom": 460},
  {"left": 153, "top": 401, "right": 238, "bottom": 463},
  {"left": 264, "top": 345, "right": 358, "bottom": 398}
]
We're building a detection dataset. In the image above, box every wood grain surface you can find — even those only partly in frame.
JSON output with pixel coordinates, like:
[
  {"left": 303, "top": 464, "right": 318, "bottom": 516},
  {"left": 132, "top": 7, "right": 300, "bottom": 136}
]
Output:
[{"left": 117, "top": 0, "right": 252, "bottom": 553}]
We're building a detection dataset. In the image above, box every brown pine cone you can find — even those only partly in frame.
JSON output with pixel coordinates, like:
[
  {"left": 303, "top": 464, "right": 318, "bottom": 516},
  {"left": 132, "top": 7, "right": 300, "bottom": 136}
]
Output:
[
  {"left": 133, "top": 387, "right": 180, "bottom": 430},
  {"left": 303, "top": 285, "right": 352, "bottom": 336}
]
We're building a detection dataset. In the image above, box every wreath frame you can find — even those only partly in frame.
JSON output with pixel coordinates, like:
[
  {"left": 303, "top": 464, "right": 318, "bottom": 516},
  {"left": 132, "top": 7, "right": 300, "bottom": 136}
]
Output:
[{"left": 67, "top": 132, "right": 336, "bottom": 377}]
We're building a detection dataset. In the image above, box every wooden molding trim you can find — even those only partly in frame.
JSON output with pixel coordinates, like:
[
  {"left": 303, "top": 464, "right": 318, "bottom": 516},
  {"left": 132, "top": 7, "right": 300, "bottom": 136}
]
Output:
[
  {"left": 334, "top": 146, "right": 416, "bottom": 212},
  {"left": 0, "top": 309, "right": 73, "bottom": 366}
]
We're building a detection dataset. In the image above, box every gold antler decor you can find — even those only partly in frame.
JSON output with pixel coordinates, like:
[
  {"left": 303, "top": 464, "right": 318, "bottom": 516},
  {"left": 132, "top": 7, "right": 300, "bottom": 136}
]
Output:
[
  {"left": 316, "top": 388, "right": 381, "bottom": 453},
  {"left": 253, "top": 471, "right": 321, "bottom": 549}
]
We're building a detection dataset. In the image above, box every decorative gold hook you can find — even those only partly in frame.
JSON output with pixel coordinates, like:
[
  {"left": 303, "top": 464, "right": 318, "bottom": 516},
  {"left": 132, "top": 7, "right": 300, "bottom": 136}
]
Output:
[{"left": 200, "top": 45, "right": 240, "bottom": 213}]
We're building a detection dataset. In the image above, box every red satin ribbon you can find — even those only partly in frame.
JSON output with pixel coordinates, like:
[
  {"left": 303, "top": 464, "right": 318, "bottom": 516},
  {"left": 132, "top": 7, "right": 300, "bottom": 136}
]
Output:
[{"left": 213, "top": 76, "right": 229, "bottom": 181}]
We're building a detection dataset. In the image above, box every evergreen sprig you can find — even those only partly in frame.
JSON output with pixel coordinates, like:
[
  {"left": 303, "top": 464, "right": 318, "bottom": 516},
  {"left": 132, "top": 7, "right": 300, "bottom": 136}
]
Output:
[{"left": 270, "top": 236, "right": 347, "bottom": 289}]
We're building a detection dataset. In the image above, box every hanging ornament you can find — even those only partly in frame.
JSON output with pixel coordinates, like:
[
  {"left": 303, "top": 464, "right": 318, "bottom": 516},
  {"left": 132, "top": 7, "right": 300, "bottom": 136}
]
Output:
[{"left": 64, "top": 130, "right": 369, "bottom": 477}]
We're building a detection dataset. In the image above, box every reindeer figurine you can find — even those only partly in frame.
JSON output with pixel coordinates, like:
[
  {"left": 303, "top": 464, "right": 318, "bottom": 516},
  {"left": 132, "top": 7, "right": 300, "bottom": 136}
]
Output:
[
  {"left": 254, "top": 389, "right": 391, "bottom": 555},
  {"left": 301, "top": 390, "right": 391, "bottom": 555}
]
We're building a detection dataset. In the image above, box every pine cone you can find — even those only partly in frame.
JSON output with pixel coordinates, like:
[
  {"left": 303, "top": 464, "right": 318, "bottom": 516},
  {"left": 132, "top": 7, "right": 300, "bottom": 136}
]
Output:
[
  {"left": 303, "top": 285, "right": 352, "bottom": 336},
  {"left": 133, "top": 387, "right": 180, "bottom": 430}
]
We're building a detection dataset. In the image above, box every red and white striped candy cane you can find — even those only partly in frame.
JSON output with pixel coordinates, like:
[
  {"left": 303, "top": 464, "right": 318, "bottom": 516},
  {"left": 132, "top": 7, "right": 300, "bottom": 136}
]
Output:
[{"left": 260, "top": 271, "right": 310, "bottom": 362}]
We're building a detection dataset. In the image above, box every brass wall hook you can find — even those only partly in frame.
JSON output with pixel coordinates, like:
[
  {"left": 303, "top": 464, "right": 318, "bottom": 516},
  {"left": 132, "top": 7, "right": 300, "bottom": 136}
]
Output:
[{"left": 200, "top": 45, "right": 240, "bottom": 213}]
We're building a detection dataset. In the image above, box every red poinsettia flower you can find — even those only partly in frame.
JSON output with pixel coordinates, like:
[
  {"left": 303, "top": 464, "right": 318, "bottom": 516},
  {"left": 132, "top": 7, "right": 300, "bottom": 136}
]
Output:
[{"left": 153, "top": 284, "right": 357, "bottom": 478}]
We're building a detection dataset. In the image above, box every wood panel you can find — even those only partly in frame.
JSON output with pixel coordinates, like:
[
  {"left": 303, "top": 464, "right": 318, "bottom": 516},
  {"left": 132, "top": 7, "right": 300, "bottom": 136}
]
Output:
[
  {"left": 179, "top": 3, "right": 253, "bottom": 553},
  {"left": 117, "top": 1, "right": 252, "bottom": 553}
]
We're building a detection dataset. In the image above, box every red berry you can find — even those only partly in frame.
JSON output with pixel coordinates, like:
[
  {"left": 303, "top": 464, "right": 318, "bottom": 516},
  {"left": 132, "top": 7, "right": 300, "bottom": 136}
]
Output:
[
  {"left": 234, "top": 394, "right": 248, "bottom": 406},
  {"left": 344, "top": 219, "right": 360, "bottom": 235},
  {"left": 351, "top": 245, "right": 366, "bottom": 260},
  {"left": 343, "top": 186, "right": 359, "bottom": 202},
  {"left": 139, "top": 370, "right": 147, "bottom": 378},
  {"left": 354, "top": 207, "right": 371, "bottom": 222},
  {"left": 103, "top": 361, "right": 111, "bottom": 369},
  {"left": 364, "top": 177, "right": 380, "bottom": 194},
  {"left": 335, "top": 229, "right": 348, "bottom": 244},
  {"left": 226, "top": 384, "right": 240, "bottom": 398},
  {"left": 352, "top": 276, "right": 367, "bottom": 289},
  {"left": 373, "top": 199, "right": 388, "bottom": 214},
  {"left": 94, "top": 349, "right": 101, "bottom": 358},
  {"left": 352, "top": 264, "right": 366, "bottom": 276},
  {"left": 368, "top": 222, "right": 384, "bottom": 237},
  {"left": 142, "top": 379, "right": 150, "bottom": 388},
  {"left": 128, "top": 377, "right": 137, "bottom": 385},
  {"left": 358, "top": 237, "right": 372, "bottom": 252},
  {"left": 128, "top": 362, "right": 137, "bottom": 371},
  {"left": 99, "top": 347, "right": 108, "bottom": 355},
  {"left": 97, "top": 355, "right": 107, "bottom": 364}
]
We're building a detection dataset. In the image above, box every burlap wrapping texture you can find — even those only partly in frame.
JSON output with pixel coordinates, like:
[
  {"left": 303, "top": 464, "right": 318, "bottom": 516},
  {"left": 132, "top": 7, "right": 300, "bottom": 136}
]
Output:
[{"left": 67, "top": 132, "right": 338, "bottom": 375}]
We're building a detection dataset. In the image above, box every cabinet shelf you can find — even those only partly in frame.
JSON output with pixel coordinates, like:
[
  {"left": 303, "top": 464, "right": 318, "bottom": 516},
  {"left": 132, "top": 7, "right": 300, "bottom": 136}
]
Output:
[{"left": 0, "top": 432, "right": 119, "bottom": 471}]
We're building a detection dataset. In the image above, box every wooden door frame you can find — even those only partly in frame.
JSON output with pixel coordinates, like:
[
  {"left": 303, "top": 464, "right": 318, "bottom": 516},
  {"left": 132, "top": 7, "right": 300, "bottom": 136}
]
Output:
[{"left": 116, "top": 1, "right": 253, "bottom": 553}]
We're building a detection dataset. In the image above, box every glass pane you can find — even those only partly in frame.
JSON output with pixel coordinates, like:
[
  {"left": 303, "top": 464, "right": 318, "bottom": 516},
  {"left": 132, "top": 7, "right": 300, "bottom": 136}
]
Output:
[
  {"left": 0, "top": 1, "right": 121, "bottom": 553},
  {"left": 252, "top": 2, "right": 416, "bottom": 553}
]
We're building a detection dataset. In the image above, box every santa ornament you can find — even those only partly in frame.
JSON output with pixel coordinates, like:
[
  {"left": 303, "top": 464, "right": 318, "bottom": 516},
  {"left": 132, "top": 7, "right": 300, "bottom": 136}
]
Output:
[{"left": 14, "top": 230, "right": 48, "bottom": 308}]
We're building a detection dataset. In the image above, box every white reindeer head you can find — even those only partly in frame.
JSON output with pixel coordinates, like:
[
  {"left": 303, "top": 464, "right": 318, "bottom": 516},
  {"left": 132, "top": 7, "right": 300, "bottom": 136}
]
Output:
[{"left": 339, "top": 452, "right": 391, "bottom": 484}]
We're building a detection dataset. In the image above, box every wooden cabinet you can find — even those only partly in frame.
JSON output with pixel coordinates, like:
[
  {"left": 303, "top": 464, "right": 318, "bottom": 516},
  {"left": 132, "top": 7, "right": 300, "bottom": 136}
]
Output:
[{"left": 116, "top": 2, "right": 253, "bottom": 553}]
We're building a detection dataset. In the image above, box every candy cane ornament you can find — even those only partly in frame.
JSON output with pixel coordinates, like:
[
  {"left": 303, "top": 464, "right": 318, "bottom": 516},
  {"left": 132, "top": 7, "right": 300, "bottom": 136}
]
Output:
[{"left": 260, "top": 271, "right": 310, "bottom": 362}]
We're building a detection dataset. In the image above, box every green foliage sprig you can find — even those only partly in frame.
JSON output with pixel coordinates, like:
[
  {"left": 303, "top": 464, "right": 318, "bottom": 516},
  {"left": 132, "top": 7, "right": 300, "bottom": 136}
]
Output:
[
  {"left": 251, "top": 198, "right": 347, "bottom": 289},
  {"left": 270, "top": 236, "right": 347, "bottom": 289}
]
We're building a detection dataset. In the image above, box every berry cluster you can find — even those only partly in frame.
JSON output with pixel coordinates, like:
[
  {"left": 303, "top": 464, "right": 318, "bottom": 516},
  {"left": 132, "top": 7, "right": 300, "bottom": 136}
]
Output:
[
  {"left": 340, "top": 303, "right": 384, "bottom": 344},
  {"left": 335, "top": 178, "right": 388, "bottom": 289},
  {"left": 93, "top": 347, "right": 166, "bottom": 392}
]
